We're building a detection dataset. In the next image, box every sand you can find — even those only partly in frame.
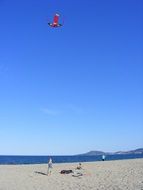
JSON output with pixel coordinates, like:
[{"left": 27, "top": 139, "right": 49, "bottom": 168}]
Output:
[{"left": 0, "top": 158, "right": 143, "bottom": 190}]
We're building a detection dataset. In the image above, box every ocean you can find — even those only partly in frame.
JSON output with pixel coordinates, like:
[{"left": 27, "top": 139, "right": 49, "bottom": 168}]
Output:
[{"left": 0, "top": 154, "right": 143, "bottom": 165}]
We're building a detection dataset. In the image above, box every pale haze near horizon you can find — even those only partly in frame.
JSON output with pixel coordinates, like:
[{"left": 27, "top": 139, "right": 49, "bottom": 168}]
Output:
[{"left": 0, "top": 0, "right": 143, "bottom": 155}]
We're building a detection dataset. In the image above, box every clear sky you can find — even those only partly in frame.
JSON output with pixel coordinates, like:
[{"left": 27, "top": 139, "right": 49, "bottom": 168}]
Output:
[{"left": 0, "top": 0, "right": 143, "bottom": 155}]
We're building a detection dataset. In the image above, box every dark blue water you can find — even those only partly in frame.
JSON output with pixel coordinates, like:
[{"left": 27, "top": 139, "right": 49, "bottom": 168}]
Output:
[{"left": 0, "top": 154, "right": 143, "bottom": 165}]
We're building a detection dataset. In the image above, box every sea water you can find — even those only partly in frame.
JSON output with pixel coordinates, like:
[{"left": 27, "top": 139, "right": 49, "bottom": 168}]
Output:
[{"left": 0, "top": 154, "right": 143, "bottom": 165}]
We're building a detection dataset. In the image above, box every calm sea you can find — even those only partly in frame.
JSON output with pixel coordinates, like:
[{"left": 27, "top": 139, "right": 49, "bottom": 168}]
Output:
[{"left": 0, "top": 154, "right": 143, "bottom": 165}]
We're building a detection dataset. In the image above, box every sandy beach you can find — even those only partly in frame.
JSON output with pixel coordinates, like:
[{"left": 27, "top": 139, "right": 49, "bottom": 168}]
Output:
[{"left": 0, "top": 158, "right": 143, "bottom": 190}]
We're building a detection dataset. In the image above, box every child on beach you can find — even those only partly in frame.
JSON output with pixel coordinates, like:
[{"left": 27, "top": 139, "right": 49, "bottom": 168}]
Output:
[
  {"left": 76, "top": 163, "right": 82, "bottom": 170},
  {"left": 47, "top": 158, "right": 53, "bottom": 175}
]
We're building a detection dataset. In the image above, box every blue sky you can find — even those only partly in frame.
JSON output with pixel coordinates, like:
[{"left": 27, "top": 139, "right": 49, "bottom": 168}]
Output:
[{"left": 0, "top": 0, "right": 143, "bottom": 155}]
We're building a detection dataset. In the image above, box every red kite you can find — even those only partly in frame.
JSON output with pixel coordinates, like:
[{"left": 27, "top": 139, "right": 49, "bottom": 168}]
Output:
[{"left": 48, "top": 14, "right": 62, "bottom": 27}]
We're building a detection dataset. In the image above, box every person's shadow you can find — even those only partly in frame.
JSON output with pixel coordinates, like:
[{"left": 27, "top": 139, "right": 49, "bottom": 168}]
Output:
[{"left": 35, "top": 171, "right": 47, "bottom": 176}]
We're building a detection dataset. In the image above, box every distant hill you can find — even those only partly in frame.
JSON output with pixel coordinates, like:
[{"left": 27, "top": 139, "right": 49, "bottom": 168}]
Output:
[
  {"left": 81, "top": 151, "right": 105, "bottom": 156},
  {"left": 79, "top": 148, "right": 143, "bottom": 156},
  {"left": 115, "top": 148, "right": 143, "bottom": 155}
]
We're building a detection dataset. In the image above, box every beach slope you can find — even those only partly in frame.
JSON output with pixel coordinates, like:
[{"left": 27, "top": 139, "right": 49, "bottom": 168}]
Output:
[{"left": 0, "top": 158, "right": 143, "bottom": 190}]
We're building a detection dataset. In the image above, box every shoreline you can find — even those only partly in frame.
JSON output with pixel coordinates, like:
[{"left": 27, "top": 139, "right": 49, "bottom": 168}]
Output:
[
  {"left": 0, "top": 157, "right": 142, "bottom": 166},
  {"left": 0, "top": 154, "right": 143, "bottom": 165}
]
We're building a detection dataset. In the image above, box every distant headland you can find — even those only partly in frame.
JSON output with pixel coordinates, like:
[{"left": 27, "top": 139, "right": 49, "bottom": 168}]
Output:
[{"left": 78, "top": 148, "right": 143, "bottom": 156}]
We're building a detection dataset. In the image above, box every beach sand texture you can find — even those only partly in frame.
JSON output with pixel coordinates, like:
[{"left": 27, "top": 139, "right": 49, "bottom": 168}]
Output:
[{"left": 0, "top": 158, "right": 143, "bottom": 190}]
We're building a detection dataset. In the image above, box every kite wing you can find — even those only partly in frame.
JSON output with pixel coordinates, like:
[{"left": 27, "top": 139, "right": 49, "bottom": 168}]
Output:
[{"left": 53, "top": 14, "right": 60, "bottom": 25}]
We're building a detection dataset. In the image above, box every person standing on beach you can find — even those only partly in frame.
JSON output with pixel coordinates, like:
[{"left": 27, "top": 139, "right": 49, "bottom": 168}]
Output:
[
  {"left": 102, "top": 155, "right": 106, "bottom": 161},
  {"left": 47, "top": 158, "right": 53, "bottom": 175}
]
